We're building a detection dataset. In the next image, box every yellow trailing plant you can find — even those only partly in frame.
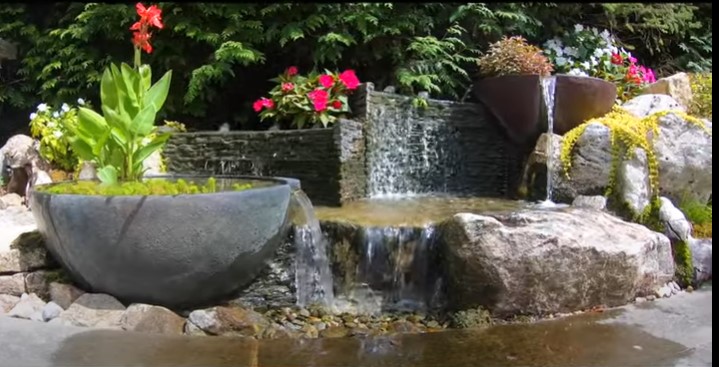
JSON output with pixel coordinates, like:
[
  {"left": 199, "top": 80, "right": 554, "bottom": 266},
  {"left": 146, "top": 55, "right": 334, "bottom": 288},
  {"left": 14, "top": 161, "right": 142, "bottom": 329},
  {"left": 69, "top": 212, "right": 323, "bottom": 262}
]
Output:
[{"left": 561, "top": 106, "right": 711, "bottom": 219}]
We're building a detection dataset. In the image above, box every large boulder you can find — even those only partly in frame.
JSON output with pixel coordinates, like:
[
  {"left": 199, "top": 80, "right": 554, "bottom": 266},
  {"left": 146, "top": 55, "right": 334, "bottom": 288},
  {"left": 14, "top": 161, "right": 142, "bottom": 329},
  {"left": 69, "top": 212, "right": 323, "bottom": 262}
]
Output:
[
  {"left": 640, "top": 73, "right": 693, "bottom": 111},
  {"left": 524, "top": 95, "right": 712, "bottom": 207},
  {"left": 440, "top": 209, "right": 675, "bottom": 316}
]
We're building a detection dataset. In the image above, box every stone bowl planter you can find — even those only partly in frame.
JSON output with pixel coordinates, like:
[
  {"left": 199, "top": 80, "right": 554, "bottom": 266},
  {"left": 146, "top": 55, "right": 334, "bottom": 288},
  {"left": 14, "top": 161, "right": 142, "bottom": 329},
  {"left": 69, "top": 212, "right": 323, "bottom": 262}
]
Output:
[
  {"left": 472, "top": 74, "right": 617, "bottom": 144},
  {"left": 28, "top": 175, "right": 295, "bottom": 309}
]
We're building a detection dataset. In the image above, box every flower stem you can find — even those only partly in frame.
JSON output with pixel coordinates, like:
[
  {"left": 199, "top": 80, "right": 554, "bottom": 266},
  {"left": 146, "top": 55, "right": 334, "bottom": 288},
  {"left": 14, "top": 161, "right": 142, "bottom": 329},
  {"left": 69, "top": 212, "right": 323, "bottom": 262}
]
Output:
[{"left": 134, "top": 47, "right": 141, "bottom": 70}]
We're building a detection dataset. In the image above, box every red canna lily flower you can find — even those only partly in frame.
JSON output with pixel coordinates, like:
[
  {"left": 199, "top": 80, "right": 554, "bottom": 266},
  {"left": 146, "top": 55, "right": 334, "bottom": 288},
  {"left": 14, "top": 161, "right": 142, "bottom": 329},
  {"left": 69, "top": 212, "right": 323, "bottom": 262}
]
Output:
[
  {"left": 132, "top": 31, "right": 153, "bottom": 53},
  {"left": 136, "top": 3, "right": 163, "bottom": 29}
]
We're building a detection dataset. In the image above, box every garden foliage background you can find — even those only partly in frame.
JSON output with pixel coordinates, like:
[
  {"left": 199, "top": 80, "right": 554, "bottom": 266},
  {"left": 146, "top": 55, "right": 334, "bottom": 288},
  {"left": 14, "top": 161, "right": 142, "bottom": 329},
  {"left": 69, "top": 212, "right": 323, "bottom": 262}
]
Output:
[{"left": 0, "top": 3, "right": 712, "bottom": 132}]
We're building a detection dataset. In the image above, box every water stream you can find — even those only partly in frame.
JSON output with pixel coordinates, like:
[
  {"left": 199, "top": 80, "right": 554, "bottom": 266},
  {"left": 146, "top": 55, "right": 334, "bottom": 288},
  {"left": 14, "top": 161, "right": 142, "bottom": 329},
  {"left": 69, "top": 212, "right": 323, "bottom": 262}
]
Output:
[
  {"left": 289, "top": 190, "right": 335, "bottom": 308},
  {"left": 537, "top": 76, "right": 557, "bottom": 208}
]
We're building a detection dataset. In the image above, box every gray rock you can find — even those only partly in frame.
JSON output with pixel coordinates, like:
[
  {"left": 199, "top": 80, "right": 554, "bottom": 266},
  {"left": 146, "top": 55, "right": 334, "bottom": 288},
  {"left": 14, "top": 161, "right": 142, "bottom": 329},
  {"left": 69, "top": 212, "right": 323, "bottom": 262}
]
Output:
[
  {"left": 0, "top": 294, "right": 20, "bottom": 314},
  {"left": 0, "top": 230, "right": 52, "bottom": 274},
  {"left": 617, "top": 148, "right": 651, "bottom": 214},
  {"left": 652, "top": 113, "right": 712, "bottom": 204},
  {"left": 49, "top": 282, "right": 85, "bottom": 310},
  {"left": 0, "top": 273, "right": 25, "bottom": 296},
  {"left": 77, "top": 161, "right": 97, "bottom": 180},
  {"left": 0, "top": 134, "right": 42, "bottom": 169},
  {"left": 571, "top": 195, "right": 607, "bottom": 210},
  {"left": 7, "top": 293, "right": 46, "bottom": 320},
  {"left": 56, "top": 293, "right": 126, "bottom": 329},
  {"left": 0, "top": 193, "right": 24, "bottom": 209},
  {"left": 184, "top": 319, "right": 208, "bottom": 336},
  {"left": 658, "top": 197, "right": 692, "bottom": 243},
  {"left": 689, "top": 238, "right": 712, "bottom": 285},
  {"left": 187, "top": 306, "right": 270, "bottom": 337},
  {"left": 440, "top": 209, "right": 675, "bottom": 316},
  {"left": 623, "top": 94, "right": 685, "bottom": 118},
  {"left": 654, "top": 284, "right": 672, "bottom": 298},
  {"left": 641, "top": 73, "right": 693, "bottom": 110},
  {"left": 142, "top": 150, "right": 164, "bottom": 177},
  {"left": 120, "top": 303, "right": 186, "bottom": 335},
  {"left": 41, "top": 301, "right": 63, "bottom": 322},
  {"left": 24, "top": 271, "right": 52, "bottom": 301}
]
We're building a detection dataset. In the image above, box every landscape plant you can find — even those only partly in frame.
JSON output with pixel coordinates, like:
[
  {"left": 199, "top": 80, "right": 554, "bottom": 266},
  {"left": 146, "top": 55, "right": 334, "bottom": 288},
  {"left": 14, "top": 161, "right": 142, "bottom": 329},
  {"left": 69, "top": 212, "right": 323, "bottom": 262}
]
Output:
[
  {"left": 28, "top": 99, "right": 89, "bottom": 172},
  {"left": 542, "top": 25, "right": 656, "bottom": 101},
  {"left": 476, "top": 36, "right": 553, "bottom": 78},
  {"left": 63, "top": 2, "right": 173, "bottom": 185},
  {"left": 254, "top": 67, "right": 360, "bottom": 129}
]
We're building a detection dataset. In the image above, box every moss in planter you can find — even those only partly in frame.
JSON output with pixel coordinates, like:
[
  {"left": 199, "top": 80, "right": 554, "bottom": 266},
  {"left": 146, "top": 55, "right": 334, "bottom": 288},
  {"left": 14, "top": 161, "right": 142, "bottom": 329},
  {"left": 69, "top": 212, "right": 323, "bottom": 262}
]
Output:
[{"left": 38, "top": 177, "right": 253, "bottom": 196}]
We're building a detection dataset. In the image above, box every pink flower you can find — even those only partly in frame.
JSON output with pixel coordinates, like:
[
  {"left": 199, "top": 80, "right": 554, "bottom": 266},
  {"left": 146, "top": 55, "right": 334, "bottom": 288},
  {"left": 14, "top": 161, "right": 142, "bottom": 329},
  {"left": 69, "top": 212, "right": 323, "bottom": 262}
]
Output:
[
  {"left": 253, "top": 97, "right": 274, "bottom": 112},
  {"left": 332, "top": 100, "right": 342, "bottom": 109},
  {"left": 281, "top": 82, "right": 294, "bottom": 92},
  {"left": 629, "top": 56, "right": 637, "bottom": 64},
  {"left": 643, "top": 68, "right": 656, "bottom": 83},
  {"left": 318, "top": 74, "right": 335, "bottom": 89},
  {"left": 307, "top": 89, "right": 329, "bottom": 112},
  {"left": 339, "top": 70, "right": 360, "bottom": 90},
  {"left": 287, "top": 66, "right": 298, "bottom": 76}
]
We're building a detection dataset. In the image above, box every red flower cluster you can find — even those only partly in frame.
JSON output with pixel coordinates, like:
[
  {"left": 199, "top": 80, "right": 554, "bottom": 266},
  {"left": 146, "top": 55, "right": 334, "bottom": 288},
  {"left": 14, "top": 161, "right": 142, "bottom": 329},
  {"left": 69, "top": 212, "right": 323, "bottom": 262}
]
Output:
[
  {"left": 254, "top": 66, "right": 361, "bottom": 129},
  {"left": 130, "top": 3, "right": 163, "bottom": 54}
]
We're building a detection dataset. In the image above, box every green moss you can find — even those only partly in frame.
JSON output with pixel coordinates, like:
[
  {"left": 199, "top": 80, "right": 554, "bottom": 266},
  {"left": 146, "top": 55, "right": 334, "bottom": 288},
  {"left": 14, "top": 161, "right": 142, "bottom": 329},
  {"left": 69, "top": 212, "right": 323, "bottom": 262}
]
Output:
[
  {"left": 38, "top": 178, "right": 253, "bottom": 196},
  {"left": 43, "top": 269, "right": 74, "bottom": 285},
  {"left": 673, "top": 240, "right": 694, "bottom": 287}
]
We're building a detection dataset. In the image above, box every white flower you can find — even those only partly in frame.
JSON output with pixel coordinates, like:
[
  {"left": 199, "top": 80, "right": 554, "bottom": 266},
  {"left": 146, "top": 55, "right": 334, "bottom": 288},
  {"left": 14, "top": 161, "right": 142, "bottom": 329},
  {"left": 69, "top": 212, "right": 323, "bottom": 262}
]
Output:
[
  {"left": 581, "top": 61, "right": 591, "bottom": 70},
  {"left": 61, "top": 103, "right": 70, "bottom": 113},
  {"left": 593, "top": 48, "right": 604, "bottom": 58},
  {"left": 591, "top": 27, "right": 599, "bottom": 35},
  {"left": 47, "top": 122, "right": 56, "bottom": 128},
  {"left": 77, "top": 98, "right": 85, "bottom": 105},
  {"left": 52, "top": 111, "right": 60, "bottom": 118},
  {"left": 564, "top": 46, "right": 579, "bottom": 58},
  {"left": 29, "top": 113, "right": 38, "bottom": 120},
  {"left": 555, "top": 57, "right": 568, "bottom": 66},
  {"left": 567, "top": 68, "right": 588, "bottom": 77},
  {"left": 37, "top": 103, "right": 48, "bottom": 112},
  {"left": 600, "top": 29, "right": 611, "bottom": 41},
  {"left": 574, "top": 24, "right": 585, "bottom": 33},
  {"left": 53, "top": 131, "right": 63, "bottom": 138},
  {"left": 553, "top": 47, "right": 564, "bottom": 57},
  {"left": 590, "top": 56, "right": 598, "bottom": 66}
]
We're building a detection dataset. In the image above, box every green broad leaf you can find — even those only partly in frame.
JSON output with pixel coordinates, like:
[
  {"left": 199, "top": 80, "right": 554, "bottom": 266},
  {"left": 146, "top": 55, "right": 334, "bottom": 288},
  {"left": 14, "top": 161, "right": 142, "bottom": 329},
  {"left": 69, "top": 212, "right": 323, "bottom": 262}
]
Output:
[
  {"left": 100, "top": 67, "right": 118, "bottom": 111},
  {"left": 97, "top": 165, "right": 118, "bottom": 185},
  {"left": 139, "top": 64, "right": 152, "bottom": 93},
  {"left": 120, "top": 63, "right": 141, "bottom": 109},
  {"left": 143, "top": 70, "right": 172, "bottom": 111},
  {"left": 92, "top": 128, "right": 112, "bottom": 156},
  {"left": 294, "top": 114, "right": 308, "bottom": 129},
  {"left": 66, "top": 136, "right": 96, "bottom": 161},
  {"left": 132, "top": 133, "right": 170, "bottom": 164},
  {"left": 129, "top": 104, "right": 158, "bottom": 136},
  {"left": 319, "top": 113, "right": 330, "bottom": 127},
  {"left": 77, "top": 107, "right": 108, "bottom": 137},
  {"left": 102, "top": 105, "right": 133, "bottom": 134}
]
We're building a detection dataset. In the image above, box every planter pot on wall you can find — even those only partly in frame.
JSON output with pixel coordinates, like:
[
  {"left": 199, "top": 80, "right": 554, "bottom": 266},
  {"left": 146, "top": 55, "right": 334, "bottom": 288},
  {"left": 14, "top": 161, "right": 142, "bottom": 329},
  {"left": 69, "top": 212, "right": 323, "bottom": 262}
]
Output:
[
  {"left": 473, "top": 74, "right": 617, "bottom": 144},
  {"left": 29, "top": 175, "right": 294, "bottom": 309},
  {"left": 553, "top": 74, "right": 617, "bottom": 135}
]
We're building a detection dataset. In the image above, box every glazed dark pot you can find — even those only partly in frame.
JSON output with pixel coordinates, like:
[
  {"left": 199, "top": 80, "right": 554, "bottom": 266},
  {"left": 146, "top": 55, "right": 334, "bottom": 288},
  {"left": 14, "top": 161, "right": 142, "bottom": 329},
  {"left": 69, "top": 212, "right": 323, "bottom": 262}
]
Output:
[
  {"left": 29, "top": 175, "right": 295, "bottom": 309},
  {"left": 473, "top": 74, "right": 617, "bottom": 143}
]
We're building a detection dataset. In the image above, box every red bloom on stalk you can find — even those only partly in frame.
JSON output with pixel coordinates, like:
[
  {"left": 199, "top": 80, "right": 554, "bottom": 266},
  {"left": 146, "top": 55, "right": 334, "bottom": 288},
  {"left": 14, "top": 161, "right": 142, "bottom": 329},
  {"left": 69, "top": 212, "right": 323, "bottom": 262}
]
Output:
[
  {"left": 318, "top": 74, "right": 335, "bottom": 89},
  {"left": 281, "top": 83, "right": 295, "bottom": 92},
  {"left": 253, "top": 97, "right": 274, "bottom": 112},
  {"left": 133, "top": 3, "right": 163, "bottom": 29},
  {"left": 307, "top": 89, "right": 329, "bottom": 111},
  {"left": 339, "top": 70, "right": 360, "bottom": 90},
  {"left": 132, "top": 31, "right": 153, "bottom": 53},
  {"left": 332, "top": 100, "right": 343, "bottom": 109},
  {"left": 287, "top": 66, "right": 298, "bottom": 76},
  {"left": 611, "top": 53, "right": 623, "bottom": 65}
]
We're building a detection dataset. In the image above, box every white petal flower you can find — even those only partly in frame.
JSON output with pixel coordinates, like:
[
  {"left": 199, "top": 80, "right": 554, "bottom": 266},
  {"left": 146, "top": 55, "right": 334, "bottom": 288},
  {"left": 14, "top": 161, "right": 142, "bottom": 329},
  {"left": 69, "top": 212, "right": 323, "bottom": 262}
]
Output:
[
  {"left": 77, "top": 98, "right": 85, "bottom": 105},
  {"left": 555, "top": 57, "right": 568, "bottom": 66},
  {"left": 47, "top": 122, "right": 56, "bottom": 128},
  {"left": 29, "top": 113, "right": 38, "bottom": 120},
  {"left": 37, "top": 103, "right": 48, "bottom": 112},
  {"left": 564, "top": 46, "right": 579, "bottom": 57},
  {"left": 581, "top": 61, "right": 591, "bottom": 70},
  {"left": 61, "top": 103, "right": 70, "bottom": 113},
  {"left": 591, "top": 27, "right": 599, "bottom": 35},
  {"left": 600, "top": 29, "right": 611, "bottom": 40},
  {"left": 590, "top": 56, "right": 598, "bottom": 66},
  {"left": 567, "top": 68, "right": 588, "bottom": 77},
  {"left": 52, "top": 111, "right": 60, "bottom": 118},
  {"left": 53, "top": 130, "right": 63, "bottom": 138},
  {"left": 574, "top": 24, "right": 585, "bottom": 33},
  {"left": 593, "top": 48, "right": 604, "bottom": 58}
]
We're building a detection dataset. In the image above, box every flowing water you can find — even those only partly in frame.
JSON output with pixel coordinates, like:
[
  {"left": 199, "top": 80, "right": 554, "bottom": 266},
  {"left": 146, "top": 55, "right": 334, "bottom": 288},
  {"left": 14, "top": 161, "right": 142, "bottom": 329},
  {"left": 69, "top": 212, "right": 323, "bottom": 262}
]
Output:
[
  {"left": 537, "top": 76, "right": 558, "bottom": 208},
  {"left": 289, "top": 190, "right": 335, "bottom": 308}
]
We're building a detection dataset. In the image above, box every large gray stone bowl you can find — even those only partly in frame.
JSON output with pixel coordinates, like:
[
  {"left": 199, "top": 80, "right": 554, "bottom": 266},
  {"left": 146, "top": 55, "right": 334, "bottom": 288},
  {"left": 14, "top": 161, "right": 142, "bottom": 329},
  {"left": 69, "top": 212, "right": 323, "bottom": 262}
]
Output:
[{"left": 28, "top": 175, "right": 295, "bottom": 309}]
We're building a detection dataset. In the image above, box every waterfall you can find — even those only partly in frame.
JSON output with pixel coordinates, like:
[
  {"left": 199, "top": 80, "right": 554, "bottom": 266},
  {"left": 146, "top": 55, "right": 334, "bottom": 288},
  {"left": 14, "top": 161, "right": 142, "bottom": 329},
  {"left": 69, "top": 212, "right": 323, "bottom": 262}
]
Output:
[
  {"left": 289, "top": 190, "right": 335, "bottom": 308},
  {"left": 540, "top": 76, "right": 557, "bottom": 203}
]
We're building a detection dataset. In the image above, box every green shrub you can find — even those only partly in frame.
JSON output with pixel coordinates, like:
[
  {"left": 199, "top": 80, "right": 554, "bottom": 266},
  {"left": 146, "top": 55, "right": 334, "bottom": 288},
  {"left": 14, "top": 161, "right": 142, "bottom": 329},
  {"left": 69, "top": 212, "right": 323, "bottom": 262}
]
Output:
[
  {"left": 689, "top": 73, "right": 712, "bottom": 120},
  {"left": 680, "top": 199, "right": 712, "bottom": 238}
]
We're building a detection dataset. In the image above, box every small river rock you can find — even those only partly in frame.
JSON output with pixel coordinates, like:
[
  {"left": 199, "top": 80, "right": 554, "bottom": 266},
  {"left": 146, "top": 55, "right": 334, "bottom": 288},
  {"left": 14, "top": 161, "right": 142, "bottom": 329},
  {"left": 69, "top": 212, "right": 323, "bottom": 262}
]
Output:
[
  {"left": 56, "top": 293, "right": 126, "bottom": 329},
  {"left": 120, "top": 303, "right": 186, "bottom": 335}
]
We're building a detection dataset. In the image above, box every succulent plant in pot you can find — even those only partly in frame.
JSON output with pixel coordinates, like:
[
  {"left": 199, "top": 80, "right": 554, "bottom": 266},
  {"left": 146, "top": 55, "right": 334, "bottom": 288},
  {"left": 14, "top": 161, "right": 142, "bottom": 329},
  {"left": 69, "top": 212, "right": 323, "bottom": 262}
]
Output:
[
  {"left": 28, "top": 3, "right": 297, "bottom": 309},
  {"left": 473, "top": 36, "right": 555, "bottom": 144}
]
